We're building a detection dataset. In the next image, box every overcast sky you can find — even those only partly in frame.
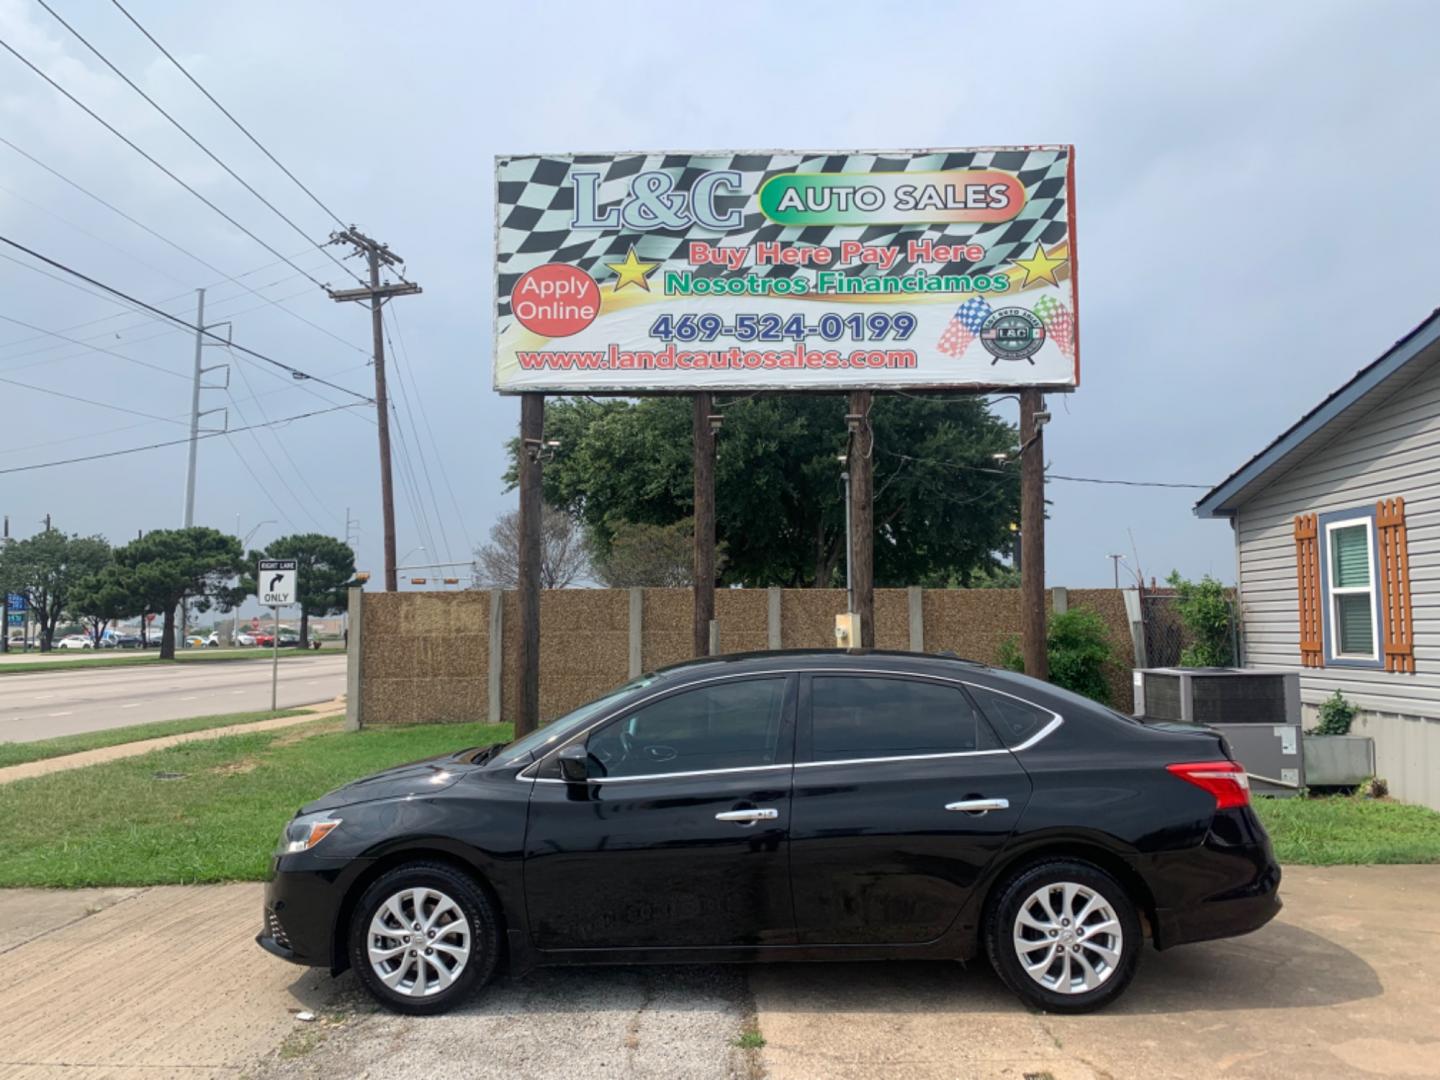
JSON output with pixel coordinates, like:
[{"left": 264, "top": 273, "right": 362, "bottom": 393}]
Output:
[{"left": 1, "top": 0, "right": 1437, "bottom": 595}]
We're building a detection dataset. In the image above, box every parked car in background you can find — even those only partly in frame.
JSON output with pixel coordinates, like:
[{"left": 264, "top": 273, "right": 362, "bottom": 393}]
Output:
[
  {"left": 258, "top": 649, "right": 1281, "bottom": 1017},
  {"left": 182, "top": 635, "right": 206, "bottom": 649},
  {"left": 233, "top": 631, "right": 258, "bottom": 647},
  {"left": 204, "top": 632, "right": 221, "bottom": 647},
  {"left": 278, "top": 628, "right": 300, "bottom": 647},
  {"left": 56, "top": 634, "right": 93, "bottom": 650},
  {"left": 112, "top": 633, "right": 142, "bottom": 649},
  {"left": 252, "top": 630, "right": 275, "bottom": 647}
]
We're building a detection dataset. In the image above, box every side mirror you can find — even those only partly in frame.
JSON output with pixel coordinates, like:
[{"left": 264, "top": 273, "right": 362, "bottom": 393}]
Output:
[{"left": 557, "top": 743, "right": 590, "bottom": 783}]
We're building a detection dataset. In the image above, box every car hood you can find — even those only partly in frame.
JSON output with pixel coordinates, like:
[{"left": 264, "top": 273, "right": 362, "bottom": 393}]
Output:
[{"left": 299, "top": 754, "right": 469, "bottom": 813}]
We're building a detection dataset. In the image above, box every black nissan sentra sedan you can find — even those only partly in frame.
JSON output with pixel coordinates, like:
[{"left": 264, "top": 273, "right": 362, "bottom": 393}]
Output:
[{"left": 257, "top": 650, "right": 1280, "bottom": 1014}]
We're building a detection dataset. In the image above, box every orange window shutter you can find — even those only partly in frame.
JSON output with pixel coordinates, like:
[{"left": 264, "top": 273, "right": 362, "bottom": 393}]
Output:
[
  {"left": 1293, "top": 514, "right": 1323, "bottom": 668},
  {"left": 1376, "top": 497, "right": 1415, "bottom": 673}
]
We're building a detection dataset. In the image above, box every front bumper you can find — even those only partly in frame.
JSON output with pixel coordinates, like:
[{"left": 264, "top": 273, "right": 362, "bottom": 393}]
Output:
[{"left": 256, "top": 854, "right": 373, "bottom": 970}]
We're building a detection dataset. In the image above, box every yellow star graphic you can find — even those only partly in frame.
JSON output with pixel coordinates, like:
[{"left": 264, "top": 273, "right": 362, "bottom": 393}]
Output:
[
  {"left": 605, "top": 245, "right": 659, "bottom": 292},
  {"left": 1010, "top": 242, "right": 1068, "bottom": 288}
]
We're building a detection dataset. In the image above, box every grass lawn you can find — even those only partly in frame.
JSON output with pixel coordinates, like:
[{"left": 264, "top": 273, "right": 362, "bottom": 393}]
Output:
[
  {"left": 0, "top": 708, "right": 307, "bottom": 769},
  {"left": 0, "top": 648, "right": 324, "bottom": 676},
  {"left": 1254, "top": 795, "right": 1440, "bottom": 865},
  {"left": 0, "top": 719, "right": 510, "bottom": 888}
]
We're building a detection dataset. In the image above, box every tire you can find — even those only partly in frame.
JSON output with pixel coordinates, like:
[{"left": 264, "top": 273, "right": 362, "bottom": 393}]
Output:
[
  {"left": 985, "top": 858, "right": 1141, "bottom": 1014},
  {"left": 348, "top": 862, "right": 500, "bottom": 1015}
]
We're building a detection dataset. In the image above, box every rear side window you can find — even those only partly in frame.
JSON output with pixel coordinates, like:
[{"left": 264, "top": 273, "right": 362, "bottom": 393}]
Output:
[
  {"left": 967, "top": 685, "right": 1055, "bottom": 747},
  {"left": 810, "top": 676, "right": 981, "bottom": 761}
]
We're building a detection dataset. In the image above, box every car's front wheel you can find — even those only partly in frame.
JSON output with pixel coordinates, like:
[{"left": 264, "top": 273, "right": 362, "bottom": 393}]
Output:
[
  {"left": 348, "top": 862, "right": 500, "bottom": 1015},
  {"left": 985, "top": 858, "right": 1141, "bottom": 1014}
]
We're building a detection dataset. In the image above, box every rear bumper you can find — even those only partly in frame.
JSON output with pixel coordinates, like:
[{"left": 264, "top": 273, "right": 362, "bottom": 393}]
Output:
[{"left": 1148, "top": 806, "right": 1283, "bottom": 950}]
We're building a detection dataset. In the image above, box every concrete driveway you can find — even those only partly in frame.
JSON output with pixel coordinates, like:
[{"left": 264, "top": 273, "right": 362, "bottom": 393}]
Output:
[{"left": 0, "top": 866, "right": 1435, "bottom": 1079}]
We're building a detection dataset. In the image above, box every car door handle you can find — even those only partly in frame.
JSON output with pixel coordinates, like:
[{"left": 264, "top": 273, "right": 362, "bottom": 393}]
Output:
[
  {"left": 945, "top": 798, "right": 1010, "bottom": 814},
  {"left": 715, "top": 808, "right": 779, "bottom": 823}
]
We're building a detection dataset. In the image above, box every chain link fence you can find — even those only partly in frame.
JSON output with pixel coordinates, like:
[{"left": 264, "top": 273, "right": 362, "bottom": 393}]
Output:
[{"left": 1140, "top": 591, "right": 1240, "bottom": 668}]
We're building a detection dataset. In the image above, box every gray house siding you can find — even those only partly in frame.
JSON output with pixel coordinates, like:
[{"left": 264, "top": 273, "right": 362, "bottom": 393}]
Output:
[{"left": 1233, "top": 357, "right": 1440, "bottom": 809}]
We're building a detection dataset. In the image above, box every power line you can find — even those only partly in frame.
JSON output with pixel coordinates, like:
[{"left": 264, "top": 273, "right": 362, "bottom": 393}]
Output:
[
  {"left": 221, "top": 432, "right": 298, "bottom": 532},
  {"left": 0, "top": 308, "right": 189, "bottom": 382},
  {"left": 383, "top": 311, "right": 453, "bottom": 564},
  {"left": 0, "top": 372, "right": 187, "bottom": 423},
  {"left": 0, "top": 403, "right": 364, "bottom": 475},
  {"left": 879, "top": 449, "right": 1210, "bottom": 489},
  {"left": 388, "top": 306, "right": 471, "bottom": 554},
  {"left": 34, "top": 0, "right": 361, "bottom": 288},
  {"left": 0, "top": 33, "right": 328, "bottom": 290},
  {"left": 0, "top": 234, "right": 373, "bottom": 402},
  {"left": 110, "top": 0, "right": 349, "bottom": 231},
  {"left": 0, "top": 133, "right": 372, "bottom": 350}
]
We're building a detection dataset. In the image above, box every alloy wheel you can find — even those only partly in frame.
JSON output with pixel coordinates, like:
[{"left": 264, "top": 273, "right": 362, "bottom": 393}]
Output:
[
  {"left": 366, "top": 886, "right": 472, "bottom": 997},
  {"left": 1012, "top": 881, "right": 1124, "bottom": 995}
]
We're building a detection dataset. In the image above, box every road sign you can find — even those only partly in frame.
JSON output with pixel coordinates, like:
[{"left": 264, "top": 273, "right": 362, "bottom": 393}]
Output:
[
  {"left": 6, "top": 593, "right": 25, "bottom": 613},
  {"left": 257, "top": 558, "right": 298, "bottom": 608},
  {"left": 7, "top": 613, "right": 22, "bottom": 626}
]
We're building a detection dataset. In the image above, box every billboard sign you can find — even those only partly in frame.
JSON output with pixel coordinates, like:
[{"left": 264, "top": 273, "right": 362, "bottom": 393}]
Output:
[{"left": 494, "top": 147, "right": 1077, "bottom": 393}]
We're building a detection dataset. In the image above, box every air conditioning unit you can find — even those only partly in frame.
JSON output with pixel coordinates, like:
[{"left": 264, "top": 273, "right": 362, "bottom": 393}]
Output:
[{"left": 1133, "top": 668, "right": 1302, "bottom": 797}]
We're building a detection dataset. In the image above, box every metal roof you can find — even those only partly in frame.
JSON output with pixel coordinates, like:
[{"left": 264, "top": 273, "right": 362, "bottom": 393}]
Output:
[{"left": 1194, "top": 307, "right": 1440, "bottom": 518}]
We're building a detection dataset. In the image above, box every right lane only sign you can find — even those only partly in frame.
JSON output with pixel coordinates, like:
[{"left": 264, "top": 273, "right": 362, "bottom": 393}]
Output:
[{"left": 258, "top": 559, "right": 298, "bottom": 608}]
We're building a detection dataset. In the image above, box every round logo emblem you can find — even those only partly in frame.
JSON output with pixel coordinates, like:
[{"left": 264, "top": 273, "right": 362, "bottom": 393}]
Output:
[{"left": 980, "top": 307, "right": 1045, "bottom": 363}]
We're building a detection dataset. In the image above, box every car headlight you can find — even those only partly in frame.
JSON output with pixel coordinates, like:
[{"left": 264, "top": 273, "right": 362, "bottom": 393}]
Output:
[{"left": 281, "top": 815, "right": 342, "bottom": 853}]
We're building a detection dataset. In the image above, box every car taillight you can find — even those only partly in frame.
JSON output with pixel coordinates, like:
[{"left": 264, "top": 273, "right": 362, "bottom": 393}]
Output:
[{"left": 1166, "top": 760, "right": 1251, "bottom": 809}]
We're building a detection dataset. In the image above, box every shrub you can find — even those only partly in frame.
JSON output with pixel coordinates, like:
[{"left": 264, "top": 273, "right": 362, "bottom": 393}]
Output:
[
  {"left": 997, "top": 607, "right": 1116, "bottom": 705},
  {"left": 1166, "top": 571, "right": 1235, "bottom": 667},
  {"left": 1310, "top": 689, "right": 1358, "bottom": 736}
]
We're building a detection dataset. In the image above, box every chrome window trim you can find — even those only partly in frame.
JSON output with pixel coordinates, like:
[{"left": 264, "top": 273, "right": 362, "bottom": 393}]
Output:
[
  {"left": 515, "top": 665, "right": 1065, "bottom": 783},
  {"left": 795, "top": 748, "right": 1010, "bottom": 769},
  {"left": 533, "top": 762, "right": 793, "bottom": 786}
]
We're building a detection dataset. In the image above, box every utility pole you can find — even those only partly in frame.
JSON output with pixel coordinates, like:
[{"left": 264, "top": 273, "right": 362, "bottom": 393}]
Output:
[
  {"left": 847, "top": 391, "right": 875, "bottom": 648},
  {"left": 1109, "top": 553, "right": 1124, "bottom": 590},
  {"left": 1020, "top": 389, "right": 1049, "bottom": 681},
  {"left": 184, "top": 289, "right": 206, "bottom": 528},
  {"left": 328, "top": 228, "right": 422, "bottom": 593}
]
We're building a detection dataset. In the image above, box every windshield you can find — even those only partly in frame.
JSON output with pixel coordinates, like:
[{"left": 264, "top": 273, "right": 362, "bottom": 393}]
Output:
[{"left": 490, "top": 676, "right": 656, "bottom": 767}]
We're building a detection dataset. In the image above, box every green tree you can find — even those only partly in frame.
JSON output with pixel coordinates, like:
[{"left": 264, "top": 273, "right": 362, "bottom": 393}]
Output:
[
  {"left": 110, "top": 528, "right": 246, "bottom": 659},
  {"left": 0, "top": 530, "right": 111, "bottom": 650},
  {"left": 509, "top": 395, "right": 1019, "bottom": 587},
  {"left": 68, "top": 564, "right": 142, "bottom": 646},
  {"left": 998, "top": 607, "right": 1117, "bottom": 704},
  {"left": 245, "top": 534, "right": 356, "bottom": 647},
  {"left": 592, "top": 519, "right": 704, "bottom": 587},
  {"left": 1166, "top": 571, "right": 1235, "bottom": 667}
]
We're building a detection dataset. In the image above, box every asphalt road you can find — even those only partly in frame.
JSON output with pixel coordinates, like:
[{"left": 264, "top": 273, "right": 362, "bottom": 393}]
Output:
[{"left": 0, "top": 653, "right": 347, "bottom": 743}]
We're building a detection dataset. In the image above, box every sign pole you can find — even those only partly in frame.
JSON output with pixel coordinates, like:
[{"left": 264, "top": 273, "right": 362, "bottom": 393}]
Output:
[
  {"left": 271, "top": 605, "right": 280, "bottom": 711},
  {"left": 848, "top": 390, "right": 875, "bottom": 648},
  {"left": 516, "top": 393, "right": 544, "bottom": 738},
  {"left": 1020, "top": 388, "right": 1049, "bottom": 681},
  {"left": 692, "top": 393, "right": 716, "bottom": 657}
]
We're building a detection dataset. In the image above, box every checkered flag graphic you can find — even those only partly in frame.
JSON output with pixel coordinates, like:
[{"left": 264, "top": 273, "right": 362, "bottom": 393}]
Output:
[
  {"left": 495, "top": 149, "right": 1072, "bottom": 331},
  {"left": 1032, "top": 295, "right": 1075, "bottom": 359},
  {"left": 936, "top": 297, "right": 994, "bottom": 357}
]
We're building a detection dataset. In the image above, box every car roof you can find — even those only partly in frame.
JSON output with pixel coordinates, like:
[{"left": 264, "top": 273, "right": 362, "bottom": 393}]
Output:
[{"left": 648, "top": 648, "right": 987, "bottom": 680}]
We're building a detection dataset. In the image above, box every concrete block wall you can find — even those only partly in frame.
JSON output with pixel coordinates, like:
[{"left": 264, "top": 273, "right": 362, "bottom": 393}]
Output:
[{"left": 353, "top": 586, "right": 1139, "bottom": 727}]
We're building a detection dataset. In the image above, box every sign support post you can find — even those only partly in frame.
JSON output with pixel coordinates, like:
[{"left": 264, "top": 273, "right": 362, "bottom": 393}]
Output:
[
  {"left": 848, "top": 391, "right": 875, "bottom": 648},
  {"left": 517, "top": 394, "right": 544, "bottom": 738},
  {"left": 693, "top": 393, "right": 717, "bottom": 657},
  {"left": 1020, "top": 389, "right": 1049, "bottom": 680},
  {"left": 257, "top": 558, "right": 298, "bottom": 714},
  {"left": 271, "top": 604, "right": 280, "bottom": 711}
]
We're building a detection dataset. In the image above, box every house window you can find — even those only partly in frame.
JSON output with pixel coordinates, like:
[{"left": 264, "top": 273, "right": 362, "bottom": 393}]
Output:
[{"left": 1321, "top": 512, "right": 1381, "bottom": 665}]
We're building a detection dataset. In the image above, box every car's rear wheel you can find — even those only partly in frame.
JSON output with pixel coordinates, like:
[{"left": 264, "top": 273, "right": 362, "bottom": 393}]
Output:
[
  {"left": 985, "top": 859, "right": 1141, "bottom": 1014},
  {"left": 348, "top": 862, "right": 499, "bottom": 1015}
]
